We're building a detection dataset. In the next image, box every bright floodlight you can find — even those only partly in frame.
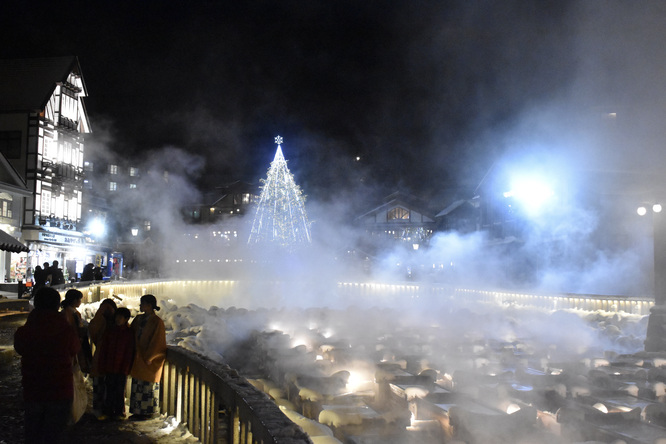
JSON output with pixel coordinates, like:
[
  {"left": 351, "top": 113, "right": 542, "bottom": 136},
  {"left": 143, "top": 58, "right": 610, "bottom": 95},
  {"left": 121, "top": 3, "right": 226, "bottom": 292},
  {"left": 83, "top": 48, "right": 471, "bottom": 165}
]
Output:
[
  {"left": 504, "top": 176, "right": 554, "bottom": 214},
  {"left": 654, "top": 204, "right": 662, "bottom": 213},
  {"left": 637, "top": 206, "right": 647, "bottom": 216},
  {"left": 89, "top": 218, "right": 106, "bottom": 236}
]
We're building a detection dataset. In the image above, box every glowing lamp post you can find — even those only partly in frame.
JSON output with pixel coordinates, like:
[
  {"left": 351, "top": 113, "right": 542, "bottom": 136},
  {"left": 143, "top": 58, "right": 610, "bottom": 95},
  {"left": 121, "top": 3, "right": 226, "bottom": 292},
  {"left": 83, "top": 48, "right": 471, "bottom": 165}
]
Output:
[{"left": 640, "top": 202, "right": 666, "bottom": 351}]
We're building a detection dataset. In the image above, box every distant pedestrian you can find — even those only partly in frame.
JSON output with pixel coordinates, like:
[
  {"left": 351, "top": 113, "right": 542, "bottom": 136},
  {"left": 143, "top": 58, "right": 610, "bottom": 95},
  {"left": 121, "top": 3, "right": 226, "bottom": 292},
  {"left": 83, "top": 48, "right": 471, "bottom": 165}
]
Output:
[
  {"left": 94, "top": 265, "right": 103, "bottom": 281},
  {"left": 49, "top": 260, "right": 65, "bottom": 286},
  {"left": 98, "top": 307, "right": 135, "bottom": 420},
  {"left": 32, "top": 265, "right": 46, "bottom": 295},
  {"left": 88, "top": 298, "right": 117, "bottom": 416},
  {"left": 43, "top": 262, "right": 51, "bottom": 285},
  {"left": 81, "top": 263, "right": 95, "bottom": 282},
  {"left": 14, "top": 287, "right": 80, "bottom": 444},
  {"left": 129, "top": 294, "right": 166, "bottom": 420}
]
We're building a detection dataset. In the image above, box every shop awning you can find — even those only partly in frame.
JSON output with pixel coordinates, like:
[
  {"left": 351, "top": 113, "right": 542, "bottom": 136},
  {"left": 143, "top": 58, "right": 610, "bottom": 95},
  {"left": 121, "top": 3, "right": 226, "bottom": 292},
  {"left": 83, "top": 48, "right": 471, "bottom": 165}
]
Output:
[{"left": 0, "top": 229, "right": 29, "bottom": 253}]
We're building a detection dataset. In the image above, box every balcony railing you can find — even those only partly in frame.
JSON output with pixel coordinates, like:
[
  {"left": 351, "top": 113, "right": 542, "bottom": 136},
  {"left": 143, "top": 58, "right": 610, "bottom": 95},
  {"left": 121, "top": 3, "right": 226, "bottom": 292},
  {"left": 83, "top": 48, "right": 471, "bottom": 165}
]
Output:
[{"left": 162, "top": 346, "right": 313, "bottom": 444}]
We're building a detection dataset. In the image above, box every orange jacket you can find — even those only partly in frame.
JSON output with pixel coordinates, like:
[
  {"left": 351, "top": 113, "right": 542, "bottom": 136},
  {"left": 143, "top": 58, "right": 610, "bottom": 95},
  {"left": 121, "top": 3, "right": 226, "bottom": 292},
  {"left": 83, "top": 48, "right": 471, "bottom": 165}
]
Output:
[{"left": 130, "top": 313, "right": 166, "bottom": 383}]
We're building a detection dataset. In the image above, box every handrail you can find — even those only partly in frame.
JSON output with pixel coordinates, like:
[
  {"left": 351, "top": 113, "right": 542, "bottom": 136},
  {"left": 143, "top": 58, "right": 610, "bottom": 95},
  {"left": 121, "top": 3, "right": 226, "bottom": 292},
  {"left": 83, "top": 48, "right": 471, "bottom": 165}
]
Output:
[{"left": 161, "top": 345, "right": 313, "bottom": 444}]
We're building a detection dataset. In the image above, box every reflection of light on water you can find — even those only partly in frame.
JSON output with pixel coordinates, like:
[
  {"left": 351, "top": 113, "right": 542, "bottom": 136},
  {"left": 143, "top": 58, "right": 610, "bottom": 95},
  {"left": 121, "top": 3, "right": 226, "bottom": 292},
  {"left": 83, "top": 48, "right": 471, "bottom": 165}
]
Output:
[{"left": 506, "top": 403, "right": 521, "bottom": 414}]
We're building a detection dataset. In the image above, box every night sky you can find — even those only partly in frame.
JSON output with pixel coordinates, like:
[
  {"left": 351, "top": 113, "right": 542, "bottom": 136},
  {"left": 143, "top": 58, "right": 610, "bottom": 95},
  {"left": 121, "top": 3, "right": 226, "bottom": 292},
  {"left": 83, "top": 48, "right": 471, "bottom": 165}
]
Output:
[{"left": 2, "top": 1, "right": 666, "bottom": 205}]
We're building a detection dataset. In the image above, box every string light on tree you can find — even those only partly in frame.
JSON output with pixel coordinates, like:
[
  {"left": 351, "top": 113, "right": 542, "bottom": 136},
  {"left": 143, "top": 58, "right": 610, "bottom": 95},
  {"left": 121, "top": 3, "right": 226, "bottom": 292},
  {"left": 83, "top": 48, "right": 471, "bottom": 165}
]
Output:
[{"left": 248, "top": 136, "right": 312, "bottom": 249}]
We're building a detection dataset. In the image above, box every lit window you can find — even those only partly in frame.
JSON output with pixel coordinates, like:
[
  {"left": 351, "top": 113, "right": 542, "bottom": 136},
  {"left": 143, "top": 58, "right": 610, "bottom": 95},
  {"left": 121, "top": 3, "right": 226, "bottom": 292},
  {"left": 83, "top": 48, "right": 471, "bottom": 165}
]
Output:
[
  {"left": 129, "top": 183, "right": 137, "bottom": 189},
  {"left": 388, "top": 207, "right": 410, "bottom": 221},
  {"left": 0, "top": 193, "right": 13, "bottom": 218},
  {"left": 84, "top": 161, "right": 93, "bottom": 171},
  {"left": 41, "top": 190, "right": 51, "bottom": 215},
  {"left": 108, "top": 181, "right": 117, "bottom": 191},
  {"left": 129, "top": 167, "right": 138, "bottom": 176},
  {"left": 242, "top": 193, "right": 251, "bottom": 204},
  {"left": 109, "top": 164, "right": 118, "bottom": 174},
  {"left": 144, "top": 220, "right": 151, "bottom": 231},
  {"left": 83, "top": 179, "right": 92, "bottom": 190}
]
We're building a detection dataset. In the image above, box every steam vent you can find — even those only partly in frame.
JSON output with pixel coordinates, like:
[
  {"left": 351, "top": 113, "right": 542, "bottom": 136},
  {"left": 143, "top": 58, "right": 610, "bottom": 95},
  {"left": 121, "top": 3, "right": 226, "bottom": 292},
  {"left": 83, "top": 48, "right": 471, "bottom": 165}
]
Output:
[{"left": 142, "top": 282, "right": 666, "bottom": 444}]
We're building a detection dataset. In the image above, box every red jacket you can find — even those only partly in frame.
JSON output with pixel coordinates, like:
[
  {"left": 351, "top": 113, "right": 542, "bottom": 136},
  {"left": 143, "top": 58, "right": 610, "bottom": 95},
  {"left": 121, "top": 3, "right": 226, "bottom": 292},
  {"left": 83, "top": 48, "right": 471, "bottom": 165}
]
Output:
[
  {"left": 98, "top": 323, "right": 135, "bottom": 375},
  {"left": 14, "top": 309, "right": 81, "bottom": 402}
]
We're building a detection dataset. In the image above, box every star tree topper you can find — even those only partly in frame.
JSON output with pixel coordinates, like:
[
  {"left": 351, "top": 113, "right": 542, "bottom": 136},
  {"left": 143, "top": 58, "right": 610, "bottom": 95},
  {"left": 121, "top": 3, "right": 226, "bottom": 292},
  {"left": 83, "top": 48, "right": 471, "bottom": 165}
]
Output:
[{"left": 275, "top": 135, "right": 283, "bottom": 146}]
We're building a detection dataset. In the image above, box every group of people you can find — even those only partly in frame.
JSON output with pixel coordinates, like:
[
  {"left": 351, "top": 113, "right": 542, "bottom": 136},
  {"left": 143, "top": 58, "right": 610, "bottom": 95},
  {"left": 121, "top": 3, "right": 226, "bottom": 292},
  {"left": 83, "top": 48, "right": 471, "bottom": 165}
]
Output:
[
  {"left": 13, "top": 288, "right": 167, "bottom": 444},
  {"left": 31, "top": 260, "right": 66, "bottom": 292}
]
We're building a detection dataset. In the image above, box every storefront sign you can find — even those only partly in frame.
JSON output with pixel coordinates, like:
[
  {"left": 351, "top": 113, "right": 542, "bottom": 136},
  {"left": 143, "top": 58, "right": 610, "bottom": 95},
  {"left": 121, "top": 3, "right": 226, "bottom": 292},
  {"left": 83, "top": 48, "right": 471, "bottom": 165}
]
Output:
[{"left": 38, "top": 231, "right": 84, "bottom": 245}]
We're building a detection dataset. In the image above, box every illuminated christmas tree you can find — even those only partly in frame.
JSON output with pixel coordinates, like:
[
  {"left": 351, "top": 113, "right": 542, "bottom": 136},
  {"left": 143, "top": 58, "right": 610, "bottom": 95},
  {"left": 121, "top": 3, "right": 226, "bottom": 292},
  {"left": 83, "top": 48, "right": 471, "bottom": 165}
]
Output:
[{"left": 248, "top": 136, "right": 312, "bottom": 249}]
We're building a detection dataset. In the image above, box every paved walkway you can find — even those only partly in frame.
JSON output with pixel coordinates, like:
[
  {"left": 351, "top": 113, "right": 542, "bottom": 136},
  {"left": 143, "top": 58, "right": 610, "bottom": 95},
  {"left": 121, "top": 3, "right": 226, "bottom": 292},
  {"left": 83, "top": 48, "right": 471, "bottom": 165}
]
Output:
[{"left": 0, "top": 308, "right": 200, "bottom": 444}]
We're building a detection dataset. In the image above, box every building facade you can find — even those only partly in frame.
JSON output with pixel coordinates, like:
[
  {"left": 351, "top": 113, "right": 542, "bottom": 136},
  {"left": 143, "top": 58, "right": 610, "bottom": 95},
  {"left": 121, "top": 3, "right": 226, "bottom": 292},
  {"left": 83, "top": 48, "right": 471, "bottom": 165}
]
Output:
[{"left": 0, "top": 57, "right": 93, "bottom": 282}]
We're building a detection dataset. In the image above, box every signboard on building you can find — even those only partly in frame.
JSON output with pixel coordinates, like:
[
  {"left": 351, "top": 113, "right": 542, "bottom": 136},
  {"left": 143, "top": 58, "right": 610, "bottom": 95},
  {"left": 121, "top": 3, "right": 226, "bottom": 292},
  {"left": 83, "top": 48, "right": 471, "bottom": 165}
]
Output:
[{"left": 37, "top": 231, "right": 84, "bottom": 245}]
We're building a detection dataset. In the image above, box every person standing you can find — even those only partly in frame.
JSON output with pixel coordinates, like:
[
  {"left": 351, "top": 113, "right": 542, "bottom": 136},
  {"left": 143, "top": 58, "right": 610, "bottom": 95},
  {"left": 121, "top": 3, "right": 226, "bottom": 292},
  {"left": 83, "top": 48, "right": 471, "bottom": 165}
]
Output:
[
  {"left": 62, "top": 289, "right": 93, "bottom": 374},
  {"left": 14, "top": 287, "right": 81, "bottom": 444},
  {"left": 32, "top": 265, "right": 46, "bottom": 295},
  {"left": 129, "top": 294, "right": 166, "bottom": 420},
  {"left": 88, "top": 298, "right": 117, "bottom": 416},
  {"left": 98, "top": 307, "right": 135, "bottom": 420},
  {"left": 50, "top": 260, "right": 66, "bottom": 286}
]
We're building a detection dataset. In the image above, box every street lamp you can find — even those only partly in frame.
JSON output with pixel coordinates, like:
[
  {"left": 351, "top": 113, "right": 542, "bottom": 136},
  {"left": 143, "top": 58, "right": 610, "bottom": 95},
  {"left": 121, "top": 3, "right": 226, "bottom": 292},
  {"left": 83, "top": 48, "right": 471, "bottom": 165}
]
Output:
[
  {"left": 640, "top": 201, "right": 666, "bottom": 351},
  {"left": 637, "top": 204, "right": 662, "bottom": 216},
  {"left": 131, "top": 227, "right": 139, "bottom": 237}
]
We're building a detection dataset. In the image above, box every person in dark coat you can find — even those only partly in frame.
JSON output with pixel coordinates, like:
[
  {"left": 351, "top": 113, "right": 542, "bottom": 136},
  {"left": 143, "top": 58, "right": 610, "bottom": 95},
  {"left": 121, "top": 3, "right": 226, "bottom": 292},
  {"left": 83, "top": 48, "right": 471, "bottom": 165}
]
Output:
[
  {"left": 50, "top": 260, "right": 65, "bottom": 286},
  {"left": 98, "top": 307, "right": 135, "bottom": 420},
  {"left": 42, "top": 262, "right": 51, "bottom": 285},
  {"left": 32, "top": 265, "right": 46, "bottom": 295},
  {"left": 80, "top": 263, "right": 95, "bottom": 282},
  {"left": 88, "top": 298, "right": 117, "bottom": 416},
  {"left": 14, "top": 287, "right": 81, "bottom": 444}
]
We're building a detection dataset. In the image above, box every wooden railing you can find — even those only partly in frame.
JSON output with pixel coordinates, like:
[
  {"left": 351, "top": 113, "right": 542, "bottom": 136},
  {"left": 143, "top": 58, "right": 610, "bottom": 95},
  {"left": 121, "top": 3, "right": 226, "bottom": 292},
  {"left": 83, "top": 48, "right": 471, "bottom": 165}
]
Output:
[{"left": 161, "top": 346, "right": 313, "bottom": 444}]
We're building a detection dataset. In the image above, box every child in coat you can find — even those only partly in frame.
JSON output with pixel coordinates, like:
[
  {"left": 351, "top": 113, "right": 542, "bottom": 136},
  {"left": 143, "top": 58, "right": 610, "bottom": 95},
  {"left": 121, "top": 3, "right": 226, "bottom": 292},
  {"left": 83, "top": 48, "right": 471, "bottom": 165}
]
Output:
[{"left": 97, "top": 307, "right": 135, "bottom": 420}]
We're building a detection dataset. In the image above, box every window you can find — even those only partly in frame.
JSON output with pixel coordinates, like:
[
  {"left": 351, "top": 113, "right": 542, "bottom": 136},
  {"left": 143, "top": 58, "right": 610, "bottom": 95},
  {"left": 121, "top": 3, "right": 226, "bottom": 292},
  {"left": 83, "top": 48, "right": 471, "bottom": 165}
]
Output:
[
  {"left": 109, "top": 164, "right": 118, "bottom": 174},
  {"left": 144, "top": 220, "right": 151, "bottom": 231},
  {"left": 0, "top": 131, "right": 21, "bottom": 159},
  {"left": 1, "top": 200, "right": 12, "bottom": 218},
  {"left": 129, "top": 183, "right": 137, "bottom": 189},
  {"left": 62, "top": 141, "right": 72, "bottom": 164},
  {"left": 108, "top": 181, "right": 117, "bottom": 191},
  {"left": 84, "top": 161, "right": 93, "bottom": 171},
  {"left": 83, "top": 179, "right": 92, "bottom": 189},
  {"left": 41, "top": 190, "right": 51, "bottom": 215},
  {"left": 388, "top": 207, "right": 410, "bottom": 221},
  {"left": 0, "top": 193, "right": 13, "bottom": 218},
  {"left": 129, "top": 167, "right": 138, "bottom": 176},
  {"left": 242, "top": 193, "right": 251, "bottom": 204}
]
